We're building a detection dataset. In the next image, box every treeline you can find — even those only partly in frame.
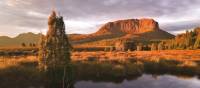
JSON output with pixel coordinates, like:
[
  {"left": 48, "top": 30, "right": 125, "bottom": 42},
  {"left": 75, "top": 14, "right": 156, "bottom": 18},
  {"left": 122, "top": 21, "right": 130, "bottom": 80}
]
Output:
[
  {"left": 21, "top": 43, "right": 37, "bottom": 47},
  {"left": 158, "top": 27, "right": 200, "bottom": 50},
  {"left": 136, "top": 27, "right": 200, "bottom": 51},
  {"left": 0, "top": 48, "right": 38, "bottom": 56}
]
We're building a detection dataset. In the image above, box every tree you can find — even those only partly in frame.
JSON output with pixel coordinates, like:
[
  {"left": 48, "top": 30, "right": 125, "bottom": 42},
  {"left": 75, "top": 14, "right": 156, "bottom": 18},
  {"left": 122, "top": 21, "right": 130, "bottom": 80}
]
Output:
[
  {"left": 185, "top": 31, "right": 195, "bottom": 49},
  {"left": 39, "top": 11, "right": 71, "bottom": 69},
  {"left": 160, "top": 27, "right": 200, "bottom": 50},
  {"left": 151, "top": 43, "right": 157, "bottom": 51},
  {"left": 158, "top": 42, "right": 164, "bottom": 50},
  {"left": 136, "top": 43, "right": 143, "bottom": 51},
  {"left": 39, "top": 11, "right": 72, "bottom": 88},
  {"left": 104, "top": 47, "right": 109, "bottom": 52},
  {"left": 194, "top": 35, "right": 200, "bottom": 49},
  {"left": 29, "top": 43, "right": 33, "bottom": 47},
  {"left": 109, "top": 46, "right": 115, "bottom": 52},
  {"left": 32, "top": 43, "right": 36, "bottom": 47},
  {"left": 21, "top": 43, "right": 26, "bottom": 47}
]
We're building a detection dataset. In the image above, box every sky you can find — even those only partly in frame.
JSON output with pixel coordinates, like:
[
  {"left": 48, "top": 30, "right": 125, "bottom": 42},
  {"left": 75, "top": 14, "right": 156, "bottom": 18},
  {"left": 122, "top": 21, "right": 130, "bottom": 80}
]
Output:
[{"left": 0, "top": 0, "right": 200, "bottom": 37}]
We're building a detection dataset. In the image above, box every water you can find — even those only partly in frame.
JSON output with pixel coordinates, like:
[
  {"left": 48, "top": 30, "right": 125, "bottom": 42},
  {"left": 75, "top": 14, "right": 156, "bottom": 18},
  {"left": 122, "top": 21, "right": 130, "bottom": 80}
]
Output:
[
  {"left": 1, "top": 56, "right": 200, "bottom": 88},
  {"left": 75, "top": 74, "right": 200, "bottom": 88}
]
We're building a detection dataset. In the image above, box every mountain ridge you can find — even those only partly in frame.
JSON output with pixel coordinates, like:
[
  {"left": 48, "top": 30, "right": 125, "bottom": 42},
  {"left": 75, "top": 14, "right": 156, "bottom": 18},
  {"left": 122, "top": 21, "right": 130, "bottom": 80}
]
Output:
[
  {"left": 0, "top": 32, "right": 40, "bottom": 47},
  {"left": 94, "top": 18, "right": 159, "bottom": 35},
  {"left": 0, "top": 18, "right": 175, "bottom": 47}
]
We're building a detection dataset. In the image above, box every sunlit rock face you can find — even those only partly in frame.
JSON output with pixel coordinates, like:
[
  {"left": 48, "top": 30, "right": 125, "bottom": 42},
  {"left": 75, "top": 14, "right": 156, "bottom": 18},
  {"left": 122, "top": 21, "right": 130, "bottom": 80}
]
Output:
[
  {"left": 39, "top": 11, "right": 71, "bottom": 70},
  {"left": 95, "top": 19, "right": 159, "bottom": 35}
]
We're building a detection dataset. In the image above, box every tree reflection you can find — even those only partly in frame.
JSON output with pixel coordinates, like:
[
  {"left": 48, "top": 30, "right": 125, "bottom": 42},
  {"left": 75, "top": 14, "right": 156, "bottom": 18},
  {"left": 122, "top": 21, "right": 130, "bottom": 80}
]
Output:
[{"left": 44, "top": 63, "right": 75, "bottom": 88}]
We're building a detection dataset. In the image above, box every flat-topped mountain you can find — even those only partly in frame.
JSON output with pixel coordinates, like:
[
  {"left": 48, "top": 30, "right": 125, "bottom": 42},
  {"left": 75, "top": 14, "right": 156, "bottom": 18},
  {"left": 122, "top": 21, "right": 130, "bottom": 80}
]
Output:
[
  {"left": 94, "top": 19, "right": 159, "bottom": 35},
  {"left": 69, "top": 18, "right": 175, "bottom": 45}
]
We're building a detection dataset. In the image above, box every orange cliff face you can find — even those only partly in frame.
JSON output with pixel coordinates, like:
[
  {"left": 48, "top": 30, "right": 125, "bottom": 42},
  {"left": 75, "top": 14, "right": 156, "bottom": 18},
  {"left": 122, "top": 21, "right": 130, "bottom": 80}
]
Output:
[
  {"left": 94, "top": 18, "right": 159, "bottom": 35},
  {"left": 69, "top": 18, "right": 174, "bottom": 44}
]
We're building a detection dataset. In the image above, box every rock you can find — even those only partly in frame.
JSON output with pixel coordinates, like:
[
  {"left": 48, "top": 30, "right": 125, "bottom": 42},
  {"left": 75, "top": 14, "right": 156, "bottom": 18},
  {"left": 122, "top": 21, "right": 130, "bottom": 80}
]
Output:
[{"left": 95, "top": 18, "right": 159, "bottom": 35}]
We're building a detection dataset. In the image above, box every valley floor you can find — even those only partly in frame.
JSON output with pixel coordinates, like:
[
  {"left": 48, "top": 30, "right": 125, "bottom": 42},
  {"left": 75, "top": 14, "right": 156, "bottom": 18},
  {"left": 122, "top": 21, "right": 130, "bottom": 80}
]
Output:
[
  {"left": 1, "top": 50, "right": 200, "bottom": 69},
  {"left": 72, "top": 50, "right": 200, "bottom": 62},
  {"left": 1, "top": 50, "right": 200, "bottom": 88}
]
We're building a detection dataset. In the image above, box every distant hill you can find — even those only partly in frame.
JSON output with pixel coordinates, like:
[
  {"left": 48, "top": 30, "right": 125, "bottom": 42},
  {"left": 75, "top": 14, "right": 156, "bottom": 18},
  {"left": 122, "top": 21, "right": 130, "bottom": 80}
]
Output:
[
  {"left": 0, "top": 32, "right": 40, "bottom": 47},
  {"left": 0, "top": 18, "right": 175, "bottom": 47}
]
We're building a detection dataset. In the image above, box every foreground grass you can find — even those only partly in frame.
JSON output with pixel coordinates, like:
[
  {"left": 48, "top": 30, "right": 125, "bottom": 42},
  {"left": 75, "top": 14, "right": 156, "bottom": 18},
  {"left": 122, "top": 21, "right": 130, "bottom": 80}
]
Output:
[
  {"left": 0, "top": 60, "right": 43, "bottom": 88},
  {"left": 1, "top": 56, "right": 200, "bottom": 87}
]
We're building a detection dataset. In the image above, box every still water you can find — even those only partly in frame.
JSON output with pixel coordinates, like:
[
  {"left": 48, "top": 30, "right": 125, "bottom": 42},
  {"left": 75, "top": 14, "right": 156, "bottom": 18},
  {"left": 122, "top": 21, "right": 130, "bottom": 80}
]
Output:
[
  {"left": 75, "top": 74, "right": 200, "bottom": 88},
  {"left": 1, "top": 56, "right": 200, "bottom": 88}
]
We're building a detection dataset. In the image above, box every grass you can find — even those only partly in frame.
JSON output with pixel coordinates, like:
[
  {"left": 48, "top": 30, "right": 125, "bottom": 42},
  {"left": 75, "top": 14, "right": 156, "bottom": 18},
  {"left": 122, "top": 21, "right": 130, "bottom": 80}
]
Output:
[
  {"left": 0, "top": 56, "right": 38, "bottom": 69},
  {"left": 72, "top": 50, "right": 200, "bottom": 62},
  {"left": 143, "top": 59, "right": 198, "bottom": 76},
  {"left": 0, "top": 47, "right": 38, "bottom": 56},
  {"left": 1, "top": 50, "right": 200, "bottom": 87},
  {"left": 0, "top": 56, "right": 43, "bottom": 88}
]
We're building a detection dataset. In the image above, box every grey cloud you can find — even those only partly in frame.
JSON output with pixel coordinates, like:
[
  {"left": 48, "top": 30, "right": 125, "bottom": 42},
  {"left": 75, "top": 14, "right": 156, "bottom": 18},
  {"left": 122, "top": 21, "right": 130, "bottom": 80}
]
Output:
[
  {"left": 161, "top": 20, "right": 200, "bottom": 33},
  {"left": 1, "top": 0, "right": 200, "bottom": 37}
]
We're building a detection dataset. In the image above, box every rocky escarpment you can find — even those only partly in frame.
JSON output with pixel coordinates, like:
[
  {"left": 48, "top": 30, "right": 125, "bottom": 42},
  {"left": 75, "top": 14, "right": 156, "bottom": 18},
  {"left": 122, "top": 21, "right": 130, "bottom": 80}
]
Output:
[
  {"left": 95, "top": 18, "right": 160, "bottom": 35},
  {"left": 70, "top": 18, "right": 174, "bottom": 44},
  {"left": 69, "top": 18, "right": 174, "bottom": 44}
]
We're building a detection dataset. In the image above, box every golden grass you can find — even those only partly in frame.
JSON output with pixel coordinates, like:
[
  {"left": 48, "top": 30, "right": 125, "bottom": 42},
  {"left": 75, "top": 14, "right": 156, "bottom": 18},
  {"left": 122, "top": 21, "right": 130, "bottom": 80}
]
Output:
[
  {"left": 71, "top": 50, "right": 200, "bottom": 63},
  {"left": 1, "top": 50, "right": 200, "bottom": 69},
  {"left": 0, "top": 47, "right": 38, "bottom": 51},
  {"left": 0, "top": 56, "right": 38, "bottom": 69}
]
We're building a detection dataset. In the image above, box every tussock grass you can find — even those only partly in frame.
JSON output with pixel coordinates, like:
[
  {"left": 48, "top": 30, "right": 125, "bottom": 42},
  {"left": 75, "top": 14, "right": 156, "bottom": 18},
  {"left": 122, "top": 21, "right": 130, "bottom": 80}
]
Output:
[{"left": 0, "top": 55, "right": 200, "bottom": 87}]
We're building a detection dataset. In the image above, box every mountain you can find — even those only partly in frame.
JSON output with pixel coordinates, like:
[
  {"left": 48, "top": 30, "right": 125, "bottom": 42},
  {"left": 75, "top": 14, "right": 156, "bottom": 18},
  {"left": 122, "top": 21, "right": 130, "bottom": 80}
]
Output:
[
  {"left": 0, "top": 32, "right": 40, "bottom": 47},
  {"left": 95, "top": 19, "right": 159, "bottom": 35},
  {"left": 69, "top": 18, "right": 175, "bottom": 45},
  {"left": 0, "top": 18, "right": 174, "bottom": 47}
]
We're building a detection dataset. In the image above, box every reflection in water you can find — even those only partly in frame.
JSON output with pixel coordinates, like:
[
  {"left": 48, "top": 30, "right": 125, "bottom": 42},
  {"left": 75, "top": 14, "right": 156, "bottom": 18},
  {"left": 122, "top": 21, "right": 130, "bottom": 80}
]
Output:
[
  {"left": 1, "top": 56, "right": 200, "bottom": 88},
  {"left": 75, "top": 74, "right": 200, "bottom": 88},
  {"left": 72, "top": 61, "right": 200, "bottom": 88},
  {"left": 44, "top": 64, "right": 75, "bottom": 88}
]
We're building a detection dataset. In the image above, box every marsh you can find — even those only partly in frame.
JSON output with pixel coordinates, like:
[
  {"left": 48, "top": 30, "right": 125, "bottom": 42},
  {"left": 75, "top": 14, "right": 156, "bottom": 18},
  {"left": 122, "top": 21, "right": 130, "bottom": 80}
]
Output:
[{"left": 1, "top": 56, "right": 200, "bottom": 88}]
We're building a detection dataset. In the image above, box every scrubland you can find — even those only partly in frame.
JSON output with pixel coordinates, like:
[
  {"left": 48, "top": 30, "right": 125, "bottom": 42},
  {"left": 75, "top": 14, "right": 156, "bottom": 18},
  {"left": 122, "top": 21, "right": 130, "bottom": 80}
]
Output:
[
  {"left": 72, "top": 50, "right": 200, "bottom": 62},
  {"left": 0, "top": 50, "right": 200, "bottom": 87}
]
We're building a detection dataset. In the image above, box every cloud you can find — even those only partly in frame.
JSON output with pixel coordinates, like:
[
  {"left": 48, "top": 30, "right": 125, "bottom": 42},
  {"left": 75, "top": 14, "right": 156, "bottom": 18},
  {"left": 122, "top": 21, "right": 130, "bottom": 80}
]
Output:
[
  {"left": 1, "top": 0, "right": 200, "bottom": 37},
  {"left": 27, "top": 11, "right": 48, "bottom": 19},
  {"left": 65, "top": 20, "right": 102, "bottom": 34},
  {"left": 103, "top": 0, "right": 123, "bottom": 6},
  {"left": 160, "top": 20, "right": 200, "bottom": 34},
  {"left": 5, "top": 0, "right": 31, "bottom": 7}
]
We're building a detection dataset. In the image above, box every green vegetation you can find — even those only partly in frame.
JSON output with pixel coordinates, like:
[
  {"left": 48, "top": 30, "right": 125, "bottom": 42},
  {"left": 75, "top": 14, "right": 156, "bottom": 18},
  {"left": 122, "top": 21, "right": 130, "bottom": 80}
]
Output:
[
  {"left": 0, "top": 47, "right": 38, "bottom": 56},
  {"left": 1, "top": 58, "right": 200, "bottom": 88},
  {"left": 134, "top": 27, "right": 200, "bottom": 51},
  {"left": 158, "top": 27, "right": 200, "bottom": 50},
  {"left": 38, "top": 11, "right": 72, "bottom": 88},
  {"left": 143, "top": 59, "right": 198, "bottom": 76}
]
